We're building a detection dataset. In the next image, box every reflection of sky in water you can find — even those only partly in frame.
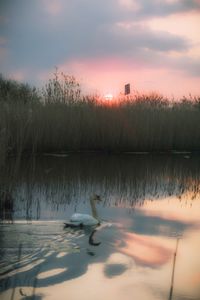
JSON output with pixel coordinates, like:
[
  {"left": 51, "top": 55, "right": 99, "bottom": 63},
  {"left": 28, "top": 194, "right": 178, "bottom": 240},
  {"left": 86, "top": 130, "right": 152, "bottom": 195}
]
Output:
[
  {"left": 1, "top": 197, "right": 200, "bottom": 300},
  {"left": 0, "top": 155, "right": 200, "bottom": 300}
]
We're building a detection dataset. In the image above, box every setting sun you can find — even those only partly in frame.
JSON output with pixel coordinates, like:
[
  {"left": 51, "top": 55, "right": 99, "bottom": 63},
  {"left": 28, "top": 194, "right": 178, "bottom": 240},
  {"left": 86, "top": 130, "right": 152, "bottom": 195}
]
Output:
[{"left": 104, "top": 93, "right": 113, "bottom": 101}]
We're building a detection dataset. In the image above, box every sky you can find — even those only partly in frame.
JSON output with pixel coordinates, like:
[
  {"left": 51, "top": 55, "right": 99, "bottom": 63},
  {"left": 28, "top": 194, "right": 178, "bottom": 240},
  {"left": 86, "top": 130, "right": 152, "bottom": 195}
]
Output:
[{"left": 0, "top": 0, "right": 200, "bottom": 97}]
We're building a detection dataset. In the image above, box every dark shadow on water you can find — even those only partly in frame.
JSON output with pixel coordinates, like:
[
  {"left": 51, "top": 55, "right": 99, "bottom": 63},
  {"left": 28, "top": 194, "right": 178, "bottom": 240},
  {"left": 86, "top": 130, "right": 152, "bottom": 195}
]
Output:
[
  {"left": 0, "top": 216, "right": 190, "bottom": 293},
  {"left": 21, "top": 296, "right": 43, "bottom": 300},
  {"left": 0, "top": 224, "right": 120, "bottom": 292},
  {"left": 104, "top": 263, "right": 128, "bottom": 278},
  {"left": 129, "top": 212, "right": 192, "bottom": 237}
]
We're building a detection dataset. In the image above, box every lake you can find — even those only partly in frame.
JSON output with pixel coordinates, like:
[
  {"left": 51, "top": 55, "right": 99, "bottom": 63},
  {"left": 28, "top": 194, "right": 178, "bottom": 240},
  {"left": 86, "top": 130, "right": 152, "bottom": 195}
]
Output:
[{"left": 0, "top": 154, "right": 200, "bottom": 300}]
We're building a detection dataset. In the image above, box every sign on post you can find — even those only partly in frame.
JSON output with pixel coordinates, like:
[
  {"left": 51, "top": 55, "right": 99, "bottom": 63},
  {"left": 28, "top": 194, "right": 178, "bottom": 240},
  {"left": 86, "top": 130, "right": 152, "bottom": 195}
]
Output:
[{"left": 125, "top": 83, "right": 130, "bottom": 95}]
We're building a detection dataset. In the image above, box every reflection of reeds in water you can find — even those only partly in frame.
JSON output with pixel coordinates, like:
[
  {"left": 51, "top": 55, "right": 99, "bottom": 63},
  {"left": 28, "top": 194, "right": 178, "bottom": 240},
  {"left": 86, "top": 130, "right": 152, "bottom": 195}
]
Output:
[
  {"left": 0, "top": 155, "right": 200, "bottom": 221},
  {"left": 0, "top": 222, "right": 92, "bottom": 297},
  {"left": 10, "top": 243, "right": 22, "bottom": 300},
  {"left": 0, "top": 189, "right": 14, "bottom": 223}
]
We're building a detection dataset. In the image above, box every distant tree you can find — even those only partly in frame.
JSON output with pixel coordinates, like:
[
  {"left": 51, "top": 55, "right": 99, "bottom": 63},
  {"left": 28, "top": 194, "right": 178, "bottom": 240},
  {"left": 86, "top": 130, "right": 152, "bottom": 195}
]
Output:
[
  {"left": 0, "top": 74, "right": 40, "bottom": 104},
  {"left": 42, "top": 67, "right": 81, "bottom": 104}
]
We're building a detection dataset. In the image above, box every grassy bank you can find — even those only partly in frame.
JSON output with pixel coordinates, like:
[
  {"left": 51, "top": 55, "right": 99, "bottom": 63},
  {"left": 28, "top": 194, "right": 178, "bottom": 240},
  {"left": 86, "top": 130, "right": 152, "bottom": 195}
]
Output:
[{"left": 0, "top": 74, "right": 200, "bottom": 166}]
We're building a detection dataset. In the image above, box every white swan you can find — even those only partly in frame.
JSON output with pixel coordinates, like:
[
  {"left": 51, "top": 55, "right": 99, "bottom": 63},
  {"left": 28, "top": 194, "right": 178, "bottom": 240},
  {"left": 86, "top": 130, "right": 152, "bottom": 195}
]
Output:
[{"left": 64, "top": 194, "right": 102, "bottom": 227}]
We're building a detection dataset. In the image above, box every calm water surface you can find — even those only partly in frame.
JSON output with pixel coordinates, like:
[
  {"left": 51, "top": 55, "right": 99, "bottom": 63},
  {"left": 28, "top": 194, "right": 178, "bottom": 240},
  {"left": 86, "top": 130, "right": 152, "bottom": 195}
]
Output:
[{"left": 0, "top": 154, "right": 200, "bottom": 300}]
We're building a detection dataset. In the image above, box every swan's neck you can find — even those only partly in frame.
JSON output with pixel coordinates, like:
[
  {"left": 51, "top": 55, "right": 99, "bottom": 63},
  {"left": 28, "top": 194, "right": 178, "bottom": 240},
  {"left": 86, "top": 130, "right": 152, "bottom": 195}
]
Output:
[{"left": 90, "top": 198, "right": 98, "bottom": 220}]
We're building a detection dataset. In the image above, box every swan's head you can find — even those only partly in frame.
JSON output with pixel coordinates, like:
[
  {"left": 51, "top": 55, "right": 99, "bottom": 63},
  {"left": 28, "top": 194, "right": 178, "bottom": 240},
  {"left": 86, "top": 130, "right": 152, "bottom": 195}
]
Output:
[{"left": 91, "top": 194, "right": 102, "bottom": 202}]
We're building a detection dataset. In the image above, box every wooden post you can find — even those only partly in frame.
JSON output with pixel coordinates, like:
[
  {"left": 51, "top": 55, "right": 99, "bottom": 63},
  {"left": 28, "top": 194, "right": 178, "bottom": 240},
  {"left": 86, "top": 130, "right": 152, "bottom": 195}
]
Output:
[{"left": 169, "top": 238, "right": 179, "bottom": 300}]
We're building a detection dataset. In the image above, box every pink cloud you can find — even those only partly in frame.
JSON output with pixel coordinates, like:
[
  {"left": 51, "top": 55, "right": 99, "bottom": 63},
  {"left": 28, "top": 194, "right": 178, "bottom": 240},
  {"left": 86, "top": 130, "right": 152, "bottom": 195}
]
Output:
[
  {"left": 0, "top": 37, "right": 7, "bottom": 46},
  {"left": 0, "top": 15, "right": 9, "bottom": 25},
  {"left": 118, "top": 0, "right": 141, "bottom": 12},
  {"left": 42, "top": 0, "right": 63, "bottom": 16}
]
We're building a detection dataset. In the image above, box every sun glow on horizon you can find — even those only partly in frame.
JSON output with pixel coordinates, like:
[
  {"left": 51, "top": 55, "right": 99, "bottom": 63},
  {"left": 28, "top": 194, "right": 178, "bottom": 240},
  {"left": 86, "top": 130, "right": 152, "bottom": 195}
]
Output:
[{"left": 104, "top": 93, "right": 114, "bottom": 101}]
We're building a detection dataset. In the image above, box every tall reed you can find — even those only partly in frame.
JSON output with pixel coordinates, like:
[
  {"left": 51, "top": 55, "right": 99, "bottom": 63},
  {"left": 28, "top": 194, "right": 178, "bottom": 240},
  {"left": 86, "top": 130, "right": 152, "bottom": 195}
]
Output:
[{"left": 0, "top": 73, "right": 200, "bottom": 167}]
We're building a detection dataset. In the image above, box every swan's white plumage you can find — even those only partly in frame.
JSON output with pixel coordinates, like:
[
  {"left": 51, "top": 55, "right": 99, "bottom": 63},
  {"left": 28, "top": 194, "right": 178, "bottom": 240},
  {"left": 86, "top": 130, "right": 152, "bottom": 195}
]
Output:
[
  {"left": 70, "top": 213, "right": 99, "bottom": 226},
  {"left": 65, "top": 194, "right": 101, "bottom": 227}
]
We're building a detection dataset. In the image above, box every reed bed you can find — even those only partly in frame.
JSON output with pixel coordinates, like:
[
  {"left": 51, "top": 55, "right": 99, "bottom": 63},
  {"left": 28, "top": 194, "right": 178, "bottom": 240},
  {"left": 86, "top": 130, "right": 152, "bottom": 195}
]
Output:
[{"left": 0, "top": 74, "right": 200, "bottom": 167}]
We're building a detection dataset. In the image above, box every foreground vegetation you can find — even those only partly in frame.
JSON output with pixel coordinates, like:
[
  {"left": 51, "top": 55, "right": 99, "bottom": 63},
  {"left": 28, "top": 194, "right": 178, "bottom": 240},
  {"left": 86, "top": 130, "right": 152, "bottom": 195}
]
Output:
[{"left": 0, "top": 72, "right": 200, "bottom": 166}]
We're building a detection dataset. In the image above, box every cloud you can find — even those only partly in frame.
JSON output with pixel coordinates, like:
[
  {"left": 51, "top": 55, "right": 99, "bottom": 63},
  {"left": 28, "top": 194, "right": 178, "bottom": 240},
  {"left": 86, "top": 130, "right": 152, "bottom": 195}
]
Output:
[
  {"left": 0, "top": 47, "right": 6, "bottom": 61},
  {"left": 176, "top": 56, "right": 200, "bottom": 76},
  {"left": 0, "top": 0, "right": 200, "bottom": 96},
  {"left": 0, "top": 36, "right": 7, "bottom": 46},
  {"left": 0, "top": 15, "right": 9, "bottom": 25},
  {"left": 0, "top": 44, "right": 8, "bottom": 64},
  {"left": 42, "top": 0, "right": 63, "bottom": 16},
  {"left": 1, "top": 1, "right": 190, "bottom": 71},
  {"left": 118, "top": 0, "right": 141, "bottom": 12},
  {"left": 137, "top": 0, "right": 200, "bottom": 19},
  {"left": 110, "top": 22, "right": 190, "bottom": 53}
]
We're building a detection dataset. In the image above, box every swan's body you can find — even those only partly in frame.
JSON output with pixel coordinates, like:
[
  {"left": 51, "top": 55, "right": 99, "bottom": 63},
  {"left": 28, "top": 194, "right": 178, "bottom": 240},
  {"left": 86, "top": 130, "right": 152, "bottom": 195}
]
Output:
[
  {"left": 70, "top": 213, "right": 99, "bottom": 226},
  {"left": 64, "top": 194, "right": 101, "bottom": 227}
]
